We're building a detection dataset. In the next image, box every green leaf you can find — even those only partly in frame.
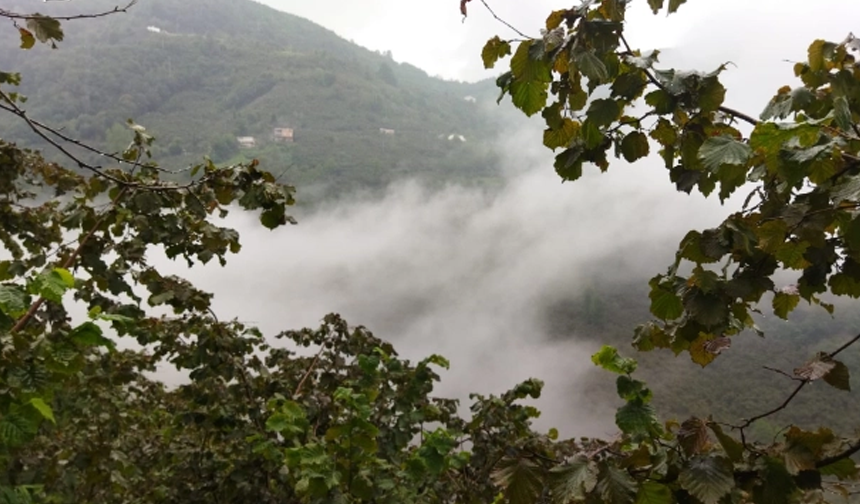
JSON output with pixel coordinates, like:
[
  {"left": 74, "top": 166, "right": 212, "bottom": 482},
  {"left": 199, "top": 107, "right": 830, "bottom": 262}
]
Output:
[
  {"left": 587, "top": 99, "right": 622, "bottom": 127},
  {"left": 678, "top": 456, "right": 734, "bottom": 504},
  {"left": 573, "top": 49, "right": 609, "bottom": 83},
  {"left": 30, "top": 270, "right": 71, "bottom": 304},
  {"left": 819, "top": 457, "right": 859, "bottom": 480},
  {"left": 28, "top": 398, "right": 56, "bottom": 424},
  {"left": 591, "top": 346, "right": 637, "bottom": 374},
  {"left": 52, "top": 268, "right": 75, "bottom": 288},
  {"left": 833, "top": 95, "right": 854, "bottom": 132},
  {"left": 26, "top": 15, "right": 64, "bottom": 46},
  {"left": 775, "top": 241, "right": 810, "bottom": 270},
  {"left": 510, "top": 40, "right": 552, "bottom": 116},
  {"left": 756, "top": 220, "right": 788, "bottom": 254},
  {"left": 616, "top": 400, "right": 659, "bottom": 438},
  {"left": 708, "top": 423, "right": 744, "bottom": 463},
  {"left": 698, "top": 136, "right": 752, "bottom": 172},
  {"left": 649, "top": 286, "right": 683, "bottom": 321},
  {"left": 754, "top": 458, "right": 796, "bottom": 504},
  {"left": 829, "top": 272, "right": 860, "bottom": 297},
  {"left": 636, "top": 481, "right": 673, "bottom": 504},
  {"left": 772, "top": 291, "right": 800, "bottom": 319},
  {"left": 822, "top": 360, "right": 851, "bottom": 391},
  {"left": 611, "top": 71, "right": 648, "bottom": 100},
  {"left": 492, "top": 456, "right": 544, "bottom": 504},
  {"left": 550, "top": 456, "right": 597, "bottom": 503},
  {"left": 482, "top": 36, "right": 512, "bottom": 69},
  {"left": 0, "top": 284, "right": 28, "bottom": 317},
  {"left": 69, "top": 321, "right": 114, "bottom": 348},
  {"left": 645, "top": 90, "right": 676, "bottom": 115},
  {"left": 647, "top": 0, "right": 664, "bottom": 14},
  {"left": 555, "top": 147, "right": 584, "bottom": 181},
  {"left": 597, "top": 464, "right": 637, "bottom": 504},
  {"left": 616, "top": 376, "right": 651, "bottom": 402},
  {"left": 620, "top": 131, "right": 650, "bottom": 162}
]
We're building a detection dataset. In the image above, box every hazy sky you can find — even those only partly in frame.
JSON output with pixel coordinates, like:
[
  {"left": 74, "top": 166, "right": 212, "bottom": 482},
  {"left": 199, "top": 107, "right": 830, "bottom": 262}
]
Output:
[{"left": 258, "top": 0, "right": 860, "bottom": 83}]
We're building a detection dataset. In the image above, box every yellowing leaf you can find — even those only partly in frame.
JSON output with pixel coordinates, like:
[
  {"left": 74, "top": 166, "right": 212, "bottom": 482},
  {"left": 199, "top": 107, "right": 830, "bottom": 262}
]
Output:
[
  {"left": 543, "top": 119, "right": 581, "bottom": 150},
  {"left": 19, "top": 28, "right": 35, "bottom": 49},
  {"left": 772, "top": 291, "right": 800, "bottom": 319},
  {"left": 482, "top": 36, "right": 512, "bottom": 69},
  {"left": 545, "top": 9, "right": 567, "bottom": 30},
  {"left": 689, "top": 334, "right": 719, "bottom": 367},
  {"left": 808, "top": 39, "right": 826, "bottom": 72}
]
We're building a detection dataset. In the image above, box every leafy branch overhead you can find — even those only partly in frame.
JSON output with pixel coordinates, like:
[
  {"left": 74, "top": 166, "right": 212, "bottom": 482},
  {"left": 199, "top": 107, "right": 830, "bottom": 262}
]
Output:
[{"left": 484, "top": 0, "right": 860, "bottom": 372}]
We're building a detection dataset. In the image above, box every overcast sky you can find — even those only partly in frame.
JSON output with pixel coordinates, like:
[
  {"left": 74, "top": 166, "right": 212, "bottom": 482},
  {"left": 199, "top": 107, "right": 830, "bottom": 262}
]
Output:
[{"left": 258, "top": 0, "right": 860, "bottom": 84}]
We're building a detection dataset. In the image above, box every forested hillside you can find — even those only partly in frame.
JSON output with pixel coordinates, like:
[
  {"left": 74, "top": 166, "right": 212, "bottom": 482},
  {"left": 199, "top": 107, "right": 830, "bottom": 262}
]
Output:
[{"left": 0, "top": 0, "right": 507, "bottom": 198}]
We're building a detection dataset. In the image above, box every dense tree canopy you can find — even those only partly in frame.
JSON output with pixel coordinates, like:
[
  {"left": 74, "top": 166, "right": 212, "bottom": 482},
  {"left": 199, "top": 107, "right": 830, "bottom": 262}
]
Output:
[{"left": 0, "top": 1, "right": 859, "bottom": 503}]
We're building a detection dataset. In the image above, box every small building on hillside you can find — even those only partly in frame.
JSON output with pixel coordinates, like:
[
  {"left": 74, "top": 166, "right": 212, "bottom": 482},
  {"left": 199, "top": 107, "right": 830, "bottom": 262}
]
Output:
[
  {"left": 273, "top": 127, "right": 294, "bottom": 142},
  {"left": 236, "top": 136, "right": 257, "bottom": 148},
  {"left": 379, "top": 128, "right": 396, "bottom": 135}
]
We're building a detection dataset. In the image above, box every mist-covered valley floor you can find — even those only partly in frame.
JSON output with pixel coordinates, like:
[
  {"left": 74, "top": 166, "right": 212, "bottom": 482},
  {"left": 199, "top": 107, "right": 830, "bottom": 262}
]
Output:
[{"left": 149, "top": 135, "right": 757, "bottom": 438}]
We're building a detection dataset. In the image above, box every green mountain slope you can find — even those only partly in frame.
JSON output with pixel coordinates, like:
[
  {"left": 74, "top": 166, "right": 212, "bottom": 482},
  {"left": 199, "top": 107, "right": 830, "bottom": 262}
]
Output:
[{"left": 0, "top": 0, "right": 505, "bottom": 198}]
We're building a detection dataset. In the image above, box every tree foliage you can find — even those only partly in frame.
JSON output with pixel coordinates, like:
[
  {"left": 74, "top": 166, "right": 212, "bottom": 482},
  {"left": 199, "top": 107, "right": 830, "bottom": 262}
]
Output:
[{"left": 1, "top": 1, "right": 860, "bottom": 503}]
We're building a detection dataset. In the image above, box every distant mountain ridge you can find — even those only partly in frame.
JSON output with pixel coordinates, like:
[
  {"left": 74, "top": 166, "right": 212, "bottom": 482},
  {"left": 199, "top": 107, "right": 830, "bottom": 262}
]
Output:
[{"left": 0, "top": 0, "right": 509, "bottom": 198}]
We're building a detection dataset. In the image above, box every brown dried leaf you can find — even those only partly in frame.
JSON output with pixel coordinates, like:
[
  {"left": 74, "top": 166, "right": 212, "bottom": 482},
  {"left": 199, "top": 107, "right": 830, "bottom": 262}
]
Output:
[
  {"left": 703, "top": 337, "right": 732, "bottom": 355},
  {"left": 678, "top": 417, "right": 711, "bottom": 456},
  {"left": 793, "top": 352, "right": 836, "bottom": 381},
  {"left": 460, "top": 0, "right": 472, "bottom": 16}
]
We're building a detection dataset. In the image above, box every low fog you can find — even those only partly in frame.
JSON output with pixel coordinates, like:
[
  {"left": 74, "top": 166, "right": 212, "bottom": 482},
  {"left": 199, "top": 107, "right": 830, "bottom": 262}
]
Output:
[{"left": 152, "top": 125, "right": 740, "bottom": 437}]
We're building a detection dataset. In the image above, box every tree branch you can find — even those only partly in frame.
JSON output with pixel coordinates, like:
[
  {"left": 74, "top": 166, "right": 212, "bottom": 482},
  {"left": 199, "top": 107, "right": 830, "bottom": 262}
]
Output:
[
  {"left": 816, "top": 438, "right": 860, "bottom": 468},
  {"left": 0, "top": 101, "right": 190, "bottom": 175},
  {"left": 0, "top": 91, "right": 203, "bottom": 191},
  {"left": 734, "top": 332, "right": 860, "bottom": 432},
  {"left": 618, "top": 34, "right": 759, "bottom": 127},
  {"left": 0, "top": 1, "right": 137, "bottom": 22}
]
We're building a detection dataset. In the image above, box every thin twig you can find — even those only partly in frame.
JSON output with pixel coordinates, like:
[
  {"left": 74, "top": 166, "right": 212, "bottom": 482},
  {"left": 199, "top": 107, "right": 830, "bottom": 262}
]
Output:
[
  {"left": 0, "top": 1, "right": 137, "bottom": 22},
  {"left": 0, "top": 93, "right": 204, "bottom": 191},
  {"left": 762, "top": 366, "right": 805, "bottom": 382},
  {"left": 293, "top": 344, "right": 326, "bottom": 398},
  {"left": 477, "top": 0, "right": 533, "bottom": 40}
]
